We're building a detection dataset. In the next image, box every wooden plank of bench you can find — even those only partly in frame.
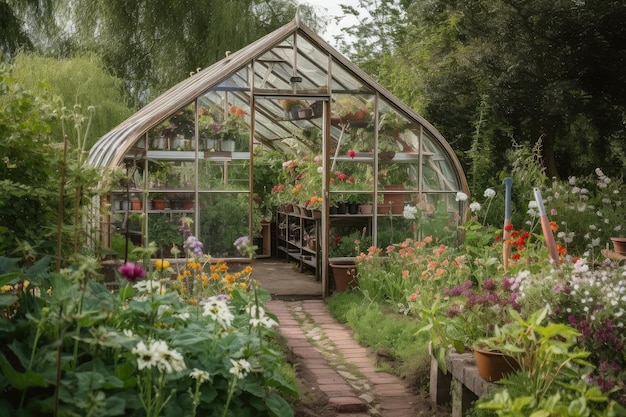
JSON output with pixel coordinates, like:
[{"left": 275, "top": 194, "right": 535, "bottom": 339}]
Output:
[{"left": 430, "top": 349, "right": 498, "bottom": 417}]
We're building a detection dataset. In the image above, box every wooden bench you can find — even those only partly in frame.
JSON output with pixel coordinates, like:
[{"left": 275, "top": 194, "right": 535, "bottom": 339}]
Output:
[{"left": 430, "top": 349, "right": 497, "bottom": 417}]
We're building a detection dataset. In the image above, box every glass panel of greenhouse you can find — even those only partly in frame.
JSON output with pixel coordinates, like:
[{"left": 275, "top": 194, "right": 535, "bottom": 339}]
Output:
[{"left": 89, "top": 19, "right": 468, "bottom": 296}]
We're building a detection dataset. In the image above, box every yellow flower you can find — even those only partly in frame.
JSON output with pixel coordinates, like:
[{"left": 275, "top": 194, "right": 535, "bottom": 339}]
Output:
[
  {"left": 239, "top": 283, "right": 247, "bottom": 290},
  {"left": 0, "top": 285, "right": 13, "bottom": 293},
  {"left": 153, "top": 259, "right": 170, "bottom": 270}
]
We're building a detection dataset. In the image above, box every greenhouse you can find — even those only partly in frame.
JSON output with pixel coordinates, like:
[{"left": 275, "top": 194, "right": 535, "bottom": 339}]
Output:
[{"left": 89, "top": 17, "right": 469, "bottom": 296}]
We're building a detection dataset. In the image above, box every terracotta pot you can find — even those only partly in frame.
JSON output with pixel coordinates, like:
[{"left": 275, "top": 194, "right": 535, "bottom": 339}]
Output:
[
  {"left": 359, "top": 204, "right": 373, "bottom": 214},
  {"left": 611, "top": 237, "right": 626, "bottom": 255},
  {"left": 383, "top": 184, "right": 405, "bottom": 214},
  {"left": 151, "top": 199, "right": 167, "bottom": 210},
  {"left": 330, "top": 261, "right": 358, "bottom": 292},
  {"left": 473, "top": 348, "right": 520, "bottom": 382},
  {"left": 182, "top": 200, "right": 194, "bottom": 210},
  {"left": 131, "top": 200, "right": 142, "bottom": 210},
  {"left": 377, "top": 204, "right": 390, "bottom": 215}
]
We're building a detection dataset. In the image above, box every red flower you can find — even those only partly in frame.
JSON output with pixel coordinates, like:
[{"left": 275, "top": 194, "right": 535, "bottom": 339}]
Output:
[
  {"left": 347, "top": 149, "right": 356, "bottom": 159},
  {"left": 504, "top": 224, "right": 514, "bottom": 232},
  {"left": 511, "top": 253, "right": 521, "bottom": 261}
]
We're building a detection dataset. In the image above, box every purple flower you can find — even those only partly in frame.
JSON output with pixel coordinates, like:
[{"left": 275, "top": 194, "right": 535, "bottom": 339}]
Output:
[
  {"left": 184, "top": 236, "right": 204, "bottom": 257},
  {"left": 118, "top": 262, "right": 145, "bottom": 283}
]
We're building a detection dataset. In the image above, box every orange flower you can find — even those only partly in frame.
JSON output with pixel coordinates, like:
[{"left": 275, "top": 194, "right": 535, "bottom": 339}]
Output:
[
  {"left": 550, "top": 221, "right": 558, "bottom": 233},
  {"left": 401, "top": 270, "right": 409, "bottom": 278}
]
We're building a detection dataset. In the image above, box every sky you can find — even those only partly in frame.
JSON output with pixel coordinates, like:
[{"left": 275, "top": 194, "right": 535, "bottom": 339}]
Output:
[{"left": 301, "top": 0, "right": 360, "bottom": 47}]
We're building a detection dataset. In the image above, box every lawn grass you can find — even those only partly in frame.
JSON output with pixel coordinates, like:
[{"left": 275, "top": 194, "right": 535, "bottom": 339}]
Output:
[{"left": 326, "top": 291, "right": 430, "bottom": 380}]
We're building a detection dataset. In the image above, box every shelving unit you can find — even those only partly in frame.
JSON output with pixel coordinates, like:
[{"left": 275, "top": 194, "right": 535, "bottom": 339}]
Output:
[{"left": 276, "top": 209, "right": 321, "bottom": 278}]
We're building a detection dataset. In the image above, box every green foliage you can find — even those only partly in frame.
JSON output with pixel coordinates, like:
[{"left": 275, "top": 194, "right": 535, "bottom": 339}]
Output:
[
  {"left": 199, "top": 194, "right": 249, "bottom": 258},
  {"left": 0, "top": 60, "right": 61, "bottom": 256},
  {"left": 10, "top": 52, "right": 131, "bottom": 148},
  {"left": 0, "top": 255, "right": 298, "bottom": 417},
  {"left": 474, "top": 307, "right": 625, "bottom": 416},
  {"left": 327, "top": 292, "right": 429, "bottom": 377}
]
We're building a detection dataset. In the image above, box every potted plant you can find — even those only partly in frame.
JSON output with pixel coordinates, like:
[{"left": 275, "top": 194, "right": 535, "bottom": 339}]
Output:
[
  {"left": 328, "top": 229, "right": 372, "bottom": 292},
  {"left": 278, "top": 99, "right": 307, "bottom": 119},
  {"left": 473, "top": 307, "right": 590, "bottom": 385},
  {"left": 150, "top": 193, "right": 168, "bottom": 210},
  {"left": 130, "top": 193, "right": 143, "bottom": 211}
]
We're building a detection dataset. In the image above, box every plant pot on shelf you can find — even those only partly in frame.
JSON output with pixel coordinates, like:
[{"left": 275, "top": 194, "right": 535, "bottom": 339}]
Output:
[
  {"left": 182, "top": 200, "right": 194, "bottom": 210},
  {"left": 473, "top": 348, "right": 520, "bottom": 382},
  {"left": 610, "top": 237, "right": 626, "bottom": 256},
  {"left": 359, "top": 204, "right": 373, "bottom": 214},
  {"left": 151, "top": 199, "right": 168, "bottom": 210},
  {"left": 329, "top": 259, "right": 358, "bottom": 292},
  {"left": 383, "top": 184, "right": 405, "bottom": 214},
  {"left": 347, "top": 202, "right": 359, "bottom": 214},
  {"left": 130, "top": 199, "right": 143, "bottom": 211}
]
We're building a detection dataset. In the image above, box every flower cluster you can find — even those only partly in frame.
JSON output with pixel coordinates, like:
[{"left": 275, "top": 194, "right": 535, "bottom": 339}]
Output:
[
  {"left": 118, "top": 262, "right": 146, "bottom": 283},
  {"left": 132, "top": 339, "right": 186, "bottom": 374},
  {"left": 305, "top": 195, "right": 322, "bottom": 210},
  {"left": 440, "top": 277, "right": 521, "bottom": 347},
  {"left": 184, "top": 235, "right": 203, "bottom": 257},
  {"left": 202, "top": 295, "right": 235, "bottom": 329},
  {"left": 234, "top": 235, "right": 257, "bottom": 258}
]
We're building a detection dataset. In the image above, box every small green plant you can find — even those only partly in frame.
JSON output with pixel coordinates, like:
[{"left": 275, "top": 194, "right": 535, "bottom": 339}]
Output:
[{"left": 474, "top": 307, "right": 626, "bottom": 415}]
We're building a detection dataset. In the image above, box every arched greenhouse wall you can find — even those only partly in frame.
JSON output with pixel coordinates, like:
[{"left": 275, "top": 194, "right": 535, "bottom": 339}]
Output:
[{"left": 89, "top": 19, "right": 469, "bottom": 296}]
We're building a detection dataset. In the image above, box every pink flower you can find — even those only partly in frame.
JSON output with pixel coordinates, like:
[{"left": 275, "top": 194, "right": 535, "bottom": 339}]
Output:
[{"left": 118, "top": 262, "right": 145, "bottom": 283}]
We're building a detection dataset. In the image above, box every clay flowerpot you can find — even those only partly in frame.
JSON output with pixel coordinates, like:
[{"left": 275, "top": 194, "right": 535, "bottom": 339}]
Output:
[
  {"left": 329, "top": 261, "right": 358, "bottom": 292},
  {"left": 130, "top": 199, "right": 142, "bottom": 211},
  {"left": 383, "top": 184, "right": 406, "bottom": 214},
  {"left": 359, "top": 204, "right": 373, "bottom": 214},
  {"left": 181, "top": 200, "right": 194, "bottom": 210},
  {"left": 151, "top": 199, "right": 167, "bottom": 210},
  {"left": 611, "top": 237, "right": 626, "bottom": 256},
  {"left": 473, "top": 348, "right": 520, "bottom": 382}
]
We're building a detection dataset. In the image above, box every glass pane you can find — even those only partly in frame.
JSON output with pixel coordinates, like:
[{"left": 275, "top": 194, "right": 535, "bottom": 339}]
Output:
[
  {"left": 254, "top": 38, "right": 294, "bottom": 90},
  {"left": 198, "top": 158, "right": 249, "bottom": 191},
  {"left": 147, "top": 160, "right": 195, "bottom": 190},
  {"left": 147, "top": 212, "right": 187, "bottom": 258},
  {"left": 198, "top": 192, "right": 249, "bottom": 257},
  {"left": 198, "top": 90, "right": 250, "bottom": 152},
  {"left": 295, "top": 36, "right": 328, "bottom": 92},
  {"left": 422, "top": 131, "right": 460, "bottom": 192},
  {"left": 148, "top": 104, "right": 195, "bottom": 151},
  {"left": 255, "top": 97, "right": 324, "bottom": 151},
  {"left": 331, "top": 61, "right": 369, "bottom": 92}
]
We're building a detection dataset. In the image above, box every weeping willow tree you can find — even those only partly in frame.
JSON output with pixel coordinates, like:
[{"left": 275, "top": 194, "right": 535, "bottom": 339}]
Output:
[
  {"left": 5, "top": 0, "right": 321, "bottom": 107},
  {"left": 65, "top": 0, "right": 319, "bottom": 107}
]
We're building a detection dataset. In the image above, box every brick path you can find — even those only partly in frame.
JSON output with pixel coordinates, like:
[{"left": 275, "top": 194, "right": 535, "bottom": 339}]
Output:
[{"left": 267, "top": 299, "right": 422, "bottom": 416}]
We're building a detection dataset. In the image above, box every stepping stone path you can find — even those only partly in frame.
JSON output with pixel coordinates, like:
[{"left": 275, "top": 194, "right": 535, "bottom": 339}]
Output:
[{"left": 267, "top": 299, "right": 426, "bottom": 417}]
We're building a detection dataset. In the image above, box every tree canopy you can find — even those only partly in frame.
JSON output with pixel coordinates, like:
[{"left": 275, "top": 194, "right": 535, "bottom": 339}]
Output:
[
  {"left": 3, "top": 0, "right": 320, "bottom": 107},
  {"left": 339, "top": 0, "right": 626, "bottom": 194}
]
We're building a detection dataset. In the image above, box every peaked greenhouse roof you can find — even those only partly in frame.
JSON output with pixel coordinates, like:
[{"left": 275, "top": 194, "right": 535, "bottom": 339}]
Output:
[{"left": 89, "top": 17, "right": 466, "bottom": 191}]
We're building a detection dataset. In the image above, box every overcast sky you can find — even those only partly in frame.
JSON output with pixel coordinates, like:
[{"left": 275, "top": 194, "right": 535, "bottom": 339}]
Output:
[{"left": 301, "top": 0, "right": 360, "bottom": 47}]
